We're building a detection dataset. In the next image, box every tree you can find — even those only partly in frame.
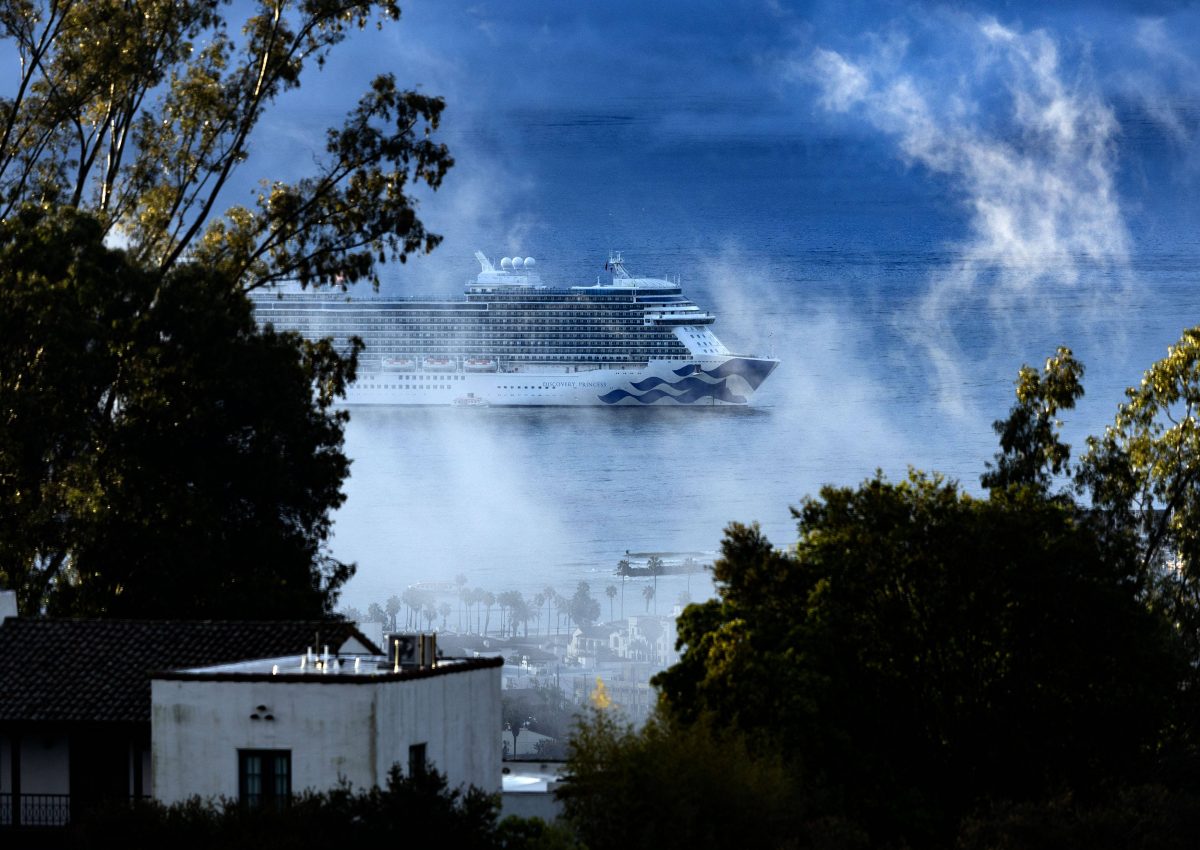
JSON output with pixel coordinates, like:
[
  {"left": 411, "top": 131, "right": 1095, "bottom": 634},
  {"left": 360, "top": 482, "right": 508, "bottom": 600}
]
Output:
[
  {"left": 0, "top": 0, "right": 451, "bottom": 291},
  {"left": 616, "top": 559, "right": 631, "bottom": 620},
  {"left": 605, "top": 584, "right": 616, "bottom": 622},
  {"left": 367, "top": 602, "right": 387, "bottom": 628},
  {"left": 1082, "top": 327, "right": 1200, "bottom": 576},
  {"left": 0, "top": 207, "right": 357, "bottom": 617},
  {"left": 531, "top": 593, "right": 545, "bottom": 636},
  {"left": 438, "top": 602, "right": 451, "bottom": 631},
  {"left": 652, "top": 479, "right": 1181, "bottom": 846},
  {"left": 385, "top": 595, "right": 402, "bottom": 631},
  {"left": 982, "top": 347, "right": 1084, "bottom": 491},
  {"left": 641, "top": 584, "right": 654, "bottom": 614},
  {"left": 481, "top": 590, "right": 495, "bottom": 637},
  {"left": 498, "top": 590, "right": 525, "bottom": 637},
  {"left": 646, "top": 555, "right": 664, "bottom": 614},
  {"left": 455, "top": 573, "right": 468, "bottom": 629},
  {"left": 502, "top": 692, "right": 535, "bottom": 758},
  {"left": 568, "top": 582, "right": 600, "bottom": 629},
  {"left": 559, "top": 712, "right": 807, "bottom": 850}
]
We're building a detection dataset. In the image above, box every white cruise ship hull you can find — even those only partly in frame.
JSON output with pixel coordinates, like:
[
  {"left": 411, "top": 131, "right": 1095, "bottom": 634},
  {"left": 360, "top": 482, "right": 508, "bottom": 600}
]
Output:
[
  {"left": 255, "top": 252, "right": 780, "bottom": 407},
  {"left": 344, "top": 355, "right": 779, "bottom": 407}
]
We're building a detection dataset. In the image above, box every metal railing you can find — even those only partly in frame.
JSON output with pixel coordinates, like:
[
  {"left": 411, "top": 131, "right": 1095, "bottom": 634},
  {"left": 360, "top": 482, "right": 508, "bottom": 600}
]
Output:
[{"left": 0, "top": 793, "right": 72, "bottom": 827}]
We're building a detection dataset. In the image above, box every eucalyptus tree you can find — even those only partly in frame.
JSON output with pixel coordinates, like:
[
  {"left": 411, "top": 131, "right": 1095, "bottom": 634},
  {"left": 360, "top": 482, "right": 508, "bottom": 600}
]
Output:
[
  {"left": 0, "top": 2, "right": 451, "bottom": 617},
  {"left": 0, "top": 0, "right": 451, "bottom": 289},
  {"left": 0, "top": 207, "right": 357, "bottom": 616}
]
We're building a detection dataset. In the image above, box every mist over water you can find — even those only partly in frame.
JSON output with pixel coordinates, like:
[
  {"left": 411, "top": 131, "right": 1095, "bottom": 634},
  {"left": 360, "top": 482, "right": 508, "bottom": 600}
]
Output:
[{"left": 323, "top": 8, "right": 1200, "bottom": 613}]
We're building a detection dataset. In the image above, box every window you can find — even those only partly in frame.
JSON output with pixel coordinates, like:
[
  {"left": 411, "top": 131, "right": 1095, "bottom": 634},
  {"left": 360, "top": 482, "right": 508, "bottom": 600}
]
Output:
[
  {"left": 239, "top": 749, "right": 291, "bottom": 809},
  {"left": 409, "top": 743, "right": 428, "bottom": 778}
]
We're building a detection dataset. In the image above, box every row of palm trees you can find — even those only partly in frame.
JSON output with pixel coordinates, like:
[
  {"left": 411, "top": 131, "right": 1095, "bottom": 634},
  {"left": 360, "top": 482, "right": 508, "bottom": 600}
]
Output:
[{"left": 343, "top": 565, "right": 674, "bottom": 638}]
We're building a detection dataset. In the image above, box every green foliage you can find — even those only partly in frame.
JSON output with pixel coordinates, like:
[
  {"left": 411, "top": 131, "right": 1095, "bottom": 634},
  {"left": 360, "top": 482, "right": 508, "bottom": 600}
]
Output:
[
  {"left": 503, "top": 681, "right": 578, "bottom": 758},
  {"left": 957, "top": 785, "right": 1200, "bottom": 850},
  {"left": 0, "top": 206, "right": 357, "bottom": 617},
  {"left": 560, "top": 710, "right": 812, "bottom": 850},
  {"left": 654, "top": 474, "right": 1182, "bottom": 847},
  {"left": 1082, "top": 327, "right": 1200, "bottom": 575},
  {"left": 0, "top": 0, "right": 451, "bottom": 289},
  {"left": 70, "top": 764, "right": 521, "bottom": 850},
  {"left": 982, "top": 346, "right": 1084, "bottom": 491}
]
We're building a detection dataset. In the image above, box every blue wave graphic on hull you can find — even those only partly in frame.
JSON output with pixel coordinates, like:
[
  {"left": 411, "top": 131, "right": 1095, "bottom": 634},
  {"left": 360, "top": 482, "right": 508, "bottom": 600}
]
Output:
[
  {"left": 605, "top": 358, "right": 776, "bottom": 404},
  {"left": 672, "top": 358, "right": 776, "bottom": 389},
  {"left": 599, "top": 380, "right": 746, "bottom": 405}
]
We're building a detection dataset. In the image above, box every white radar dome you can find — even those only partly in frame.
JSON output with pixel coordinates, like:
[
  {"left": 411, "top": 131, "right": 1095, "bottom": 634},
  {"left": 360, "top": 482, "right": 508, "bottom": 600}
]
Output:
[
  {"left": 512, "top": 257, "right": 525, "bottom": 268},
  {"left": 524, "top": 257, "right": 536, "bottom": 267},
  {"left": 500, "top": 257, "right": 512, "bottom": 269}
]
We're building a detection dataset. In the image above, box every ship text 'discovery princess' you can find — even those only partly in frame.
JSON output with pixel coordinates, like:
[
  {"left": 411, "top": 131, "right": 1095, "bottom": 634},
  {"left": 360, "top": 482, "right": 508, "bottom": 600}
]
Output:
[{"left": 251, "top": 252, "right": 779, "bottom": 406}]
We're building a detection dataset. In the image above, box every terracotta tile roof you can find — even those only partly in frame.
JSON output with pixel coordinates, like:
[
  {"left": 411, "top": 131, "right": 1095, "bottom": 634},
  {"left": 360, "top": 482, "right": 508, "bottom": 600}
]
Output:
[{"left": 0, "top": 619, "right": 382, "bottom": 724}]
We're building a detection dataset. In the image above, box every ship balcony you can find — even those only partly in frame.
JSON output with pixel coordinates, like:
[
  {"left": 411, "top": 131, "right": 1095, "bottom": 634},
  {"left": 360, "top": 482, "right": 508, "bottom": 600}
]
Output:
[{"left": 644, "top": 312, "right": 715, "bottom": 326}]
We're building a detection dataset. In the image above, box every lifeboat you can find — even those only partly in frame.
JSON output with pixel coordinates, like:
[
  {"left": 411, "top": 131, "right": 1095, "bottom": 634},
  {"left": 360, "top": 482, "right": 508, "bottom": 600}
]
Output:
[
  {"left": 422, "top": 356, "right": 456, "bottom": 372},
  {"left": 382, "top": 356, "right": 416, "bottom": 372},
  {"left": 463, "top": 357, "right": 498, "bottom": 373}
]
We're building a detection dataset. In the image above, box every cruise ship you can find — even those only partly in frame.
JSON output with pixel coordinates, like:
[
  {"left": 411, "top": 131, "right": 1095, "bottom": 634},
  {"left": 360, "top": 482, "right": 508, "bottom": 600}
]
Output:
[{"left": 252, "top": 252, "right": 778, "bottom": 406}]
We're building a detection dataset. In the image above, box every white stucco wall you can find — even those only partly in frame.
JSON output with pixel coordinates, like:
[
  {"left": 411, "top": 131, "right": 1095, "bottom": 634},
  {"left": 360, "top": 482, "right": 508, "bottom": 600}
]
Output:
[
  {"left": 151, "top": 664, "right": 500, "bottom": 805},
  {"left": 0, "top": 733, "right": 70, "bottom": 794}
]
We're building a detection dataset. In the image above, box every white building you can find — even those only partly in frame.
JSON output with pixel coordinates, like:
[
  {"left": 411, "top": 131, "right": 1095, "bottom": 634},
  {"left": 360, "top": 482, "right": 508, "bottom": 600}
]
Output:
[{"left": 152, "top": 650, "right": 502, "bottom": 805}]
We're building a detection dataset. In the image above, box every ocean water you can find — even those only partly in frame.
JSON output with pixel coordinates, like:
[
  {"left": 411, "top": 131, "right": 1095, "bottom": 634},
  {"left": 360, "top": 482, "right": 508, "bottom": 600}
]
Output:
[{"left": 329, "top": 100, "right": 1200, "bottom": 614}]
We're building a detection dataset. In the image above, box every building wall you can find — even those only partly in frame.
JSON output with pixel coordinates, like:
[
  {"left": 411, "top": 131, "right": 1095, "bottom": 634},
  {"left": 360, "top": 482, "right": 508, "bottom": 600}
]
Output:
[
  {"left": 151, "top": 666, "right": 500, "bottom": 805},
  {"left": 0, "top": 732, "right": 70, "bottom": 795}
]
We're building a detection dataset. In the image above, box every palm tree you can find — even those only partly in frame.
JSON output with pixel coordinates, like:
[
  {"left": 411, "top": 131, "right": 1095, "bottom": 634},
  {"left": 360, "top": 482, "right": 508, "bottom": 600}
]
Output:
[
  {"left": 605, "top": 585, "right": 617, "bottom": 622},
  {"left": 500, "top": 590, "right": 527, "bottom": 637},
  {"left": 646, "top": 556, "right": 664, "bottom": 615},
  {"left": 386, "top": 594, "right": 402, "bottom": 631},
  {"left": 543, "top": 588, "right": 557, "bottom": 635},
  {"left": 482, "top": 591, "right": 496, "bottom": 637},
  {"left": 454, "top": 573, "right": 468, "bottom": 630},
  {"left": 682, "top": 557, "right": 698, "bottom": 597},
  {"left": 472, "top": 587, "right": 486, "bottom": 633},
  {"left": 532, "top": 593, "right": 545, "bottom": 636},
  {"left": 458, "top": 587, "right": 472, "bottom": 633},
  {"left": 616, "top": 559, "right": 631, "bottom": 620},
  {"left": 642, "top": 584, "right": 655, "bottom": 613},
  {"left": 438, "top": 603, "right": 451, "bottom": 630},
  {"left": 640, "top": 616, "right": 663, "bottom": 664}
]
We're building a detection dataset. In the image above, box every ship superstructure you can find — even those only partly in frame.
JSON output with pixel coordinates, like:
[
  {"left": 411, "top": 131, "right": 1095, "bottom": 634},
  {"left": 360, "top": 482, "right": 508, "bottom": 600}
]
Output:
[{"left": 252, "top": 252, "right": 778, "bottom": 406}]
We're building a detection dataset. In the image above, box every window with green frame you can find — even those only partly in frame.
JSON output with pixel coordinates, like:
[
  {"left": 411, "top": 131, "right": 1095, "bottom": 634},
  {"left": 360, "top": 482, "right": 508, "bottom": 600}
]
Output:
[{"left": 238, "top": 749, "right": 291, "bottom": 809}]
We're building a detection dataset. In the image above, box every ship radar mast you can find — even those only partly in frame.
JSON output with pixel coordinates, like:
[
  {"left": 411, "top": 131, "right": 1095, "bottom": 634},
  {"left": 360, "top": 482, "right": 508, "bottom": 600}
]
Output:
[
  {"left": 607, "top": 251, "right": 632, "bottom": 279},
  {"left": 474, "top": 250, "right": 495, "bottom": 273}
]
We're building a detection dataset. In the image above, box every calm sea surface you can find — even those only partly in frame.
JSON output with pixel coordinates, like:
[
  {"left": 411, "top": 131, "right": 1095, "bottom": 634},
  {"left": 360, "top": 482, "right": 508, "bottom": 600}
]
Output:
[{"left": 330, "top": 103, "right": 1200, "bottom": 613}]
